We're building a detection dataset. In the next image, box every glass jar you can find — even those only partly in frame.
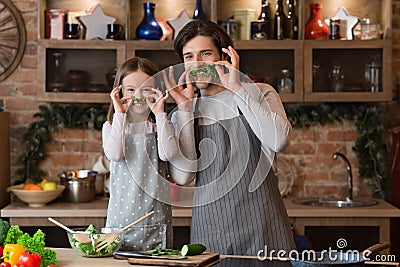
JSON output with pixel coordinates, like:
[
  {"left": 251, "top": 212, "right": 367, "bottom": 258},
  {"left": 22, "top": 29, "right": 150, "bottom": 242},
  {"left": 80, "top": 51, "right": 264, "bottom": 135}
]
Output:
[
  {"left": 361, "top": 18, "right": 381, "bottom": 40},
  {"left": 329, "top": 64, "right": 345, "bottom": 92},
  {"left": 364, "top": 56, "right": 381, "bottom": 92},
  {"left": 277, "top": 69, "right": 293, "bottom": 93}
]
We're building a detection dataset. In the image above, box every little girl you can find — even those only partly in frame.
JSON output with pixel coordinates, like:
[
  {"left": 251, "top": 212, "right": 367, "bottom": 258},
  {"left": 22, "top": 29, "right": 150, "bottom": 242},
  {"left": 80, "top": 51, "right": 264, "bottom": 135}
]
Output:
[{"left": 102, "top": 57, "right": 176, "bottom": 251}]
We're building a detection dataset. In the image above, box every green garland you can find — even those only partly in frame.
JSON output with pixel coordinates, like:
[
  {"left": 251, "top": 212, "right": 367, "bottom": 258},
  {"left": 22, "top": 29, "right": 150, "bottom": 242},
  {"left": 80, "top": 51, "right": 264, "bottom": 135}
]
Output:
[
  {"left": 15, "top": 104, "right": 109, "bottom": 184},
  {"left": 16, "top": 103, "right": 390, "bottom": 199}
]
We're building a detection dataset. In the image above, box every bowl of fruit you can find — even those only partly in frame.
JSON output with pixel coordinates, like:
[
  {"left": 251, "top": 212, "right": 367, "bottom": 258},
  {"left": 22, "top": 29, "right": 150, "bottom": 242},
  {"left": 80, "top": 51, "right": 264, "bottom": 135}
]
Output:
[{"left": 7, "top": 179, "right": 65, "bottom": 207}]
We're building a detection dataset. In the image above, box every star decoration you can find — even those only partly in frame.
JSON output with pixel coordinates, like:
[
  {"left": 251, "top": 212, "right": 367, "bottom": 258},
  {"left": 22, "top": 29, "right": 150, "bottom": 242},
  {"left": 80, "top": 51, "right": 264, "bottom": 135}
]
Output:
[
  {"left": 167, "top": 9, "right": 193, "bottom": 40},
  {"left": 324, "top": 7, "right": 359, "bottom": 40},
  {"left": 77, "top": 4, "right": 116, "bottom": 40}
]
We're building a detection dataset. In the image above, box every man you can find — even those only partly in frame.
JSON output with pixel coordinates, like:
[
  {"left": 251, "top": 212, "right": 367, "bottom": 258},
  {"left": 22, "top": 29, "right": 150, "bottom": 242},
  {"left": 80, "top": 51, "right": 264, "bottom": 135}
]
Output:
[{"left": 167, "top": 20, "right": 295, "bottom": 256}]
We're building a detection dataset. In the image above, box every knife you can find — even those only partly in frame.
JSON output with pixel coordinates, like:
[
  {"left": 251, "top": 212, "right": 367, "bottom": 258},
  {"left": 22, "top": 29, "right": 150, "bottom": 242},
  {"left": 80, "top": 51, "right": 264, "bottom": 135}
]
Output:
[{"left": 113, "top": 250, "right": 183, "bottom": 260}]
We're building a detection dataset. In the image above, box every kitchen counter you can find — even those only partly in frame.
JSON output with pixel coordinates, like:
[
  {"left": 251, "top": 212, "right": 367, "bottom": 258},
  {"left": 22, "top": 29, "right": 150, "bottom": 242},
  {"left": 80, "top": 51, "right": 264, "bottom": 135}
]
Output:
[{"left": 2, "top": 197, "right": 400, "bottom": 244}]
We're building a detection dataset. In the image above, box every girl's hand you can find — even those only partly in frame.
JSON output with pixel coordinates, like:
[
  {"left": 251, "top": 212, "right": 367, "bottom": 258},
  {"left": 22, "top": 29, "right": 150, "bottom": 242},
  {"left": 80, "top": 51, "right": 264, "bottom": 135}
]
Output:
[
  {"left": 110, "top": 85, "right": 132, "bottom": 113},
  {"left": 146, "top": 88, "right": 169, "bottom": 115},
  {"left": 216, "top": 46, "right": 243, "bottom": 94},
  {"left": 162, "top": 66, "right": 195, "bottom": 111}
]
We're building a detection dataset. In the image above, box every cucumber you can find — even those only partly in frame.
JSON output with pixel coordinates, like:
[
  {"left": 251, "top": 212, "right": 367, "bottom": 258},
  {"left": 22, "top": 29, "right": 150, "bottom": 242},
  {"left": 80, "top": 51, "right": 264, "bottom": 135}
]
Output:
[{"left": 181, "top": 244, "right": 206, "bottom": 256}]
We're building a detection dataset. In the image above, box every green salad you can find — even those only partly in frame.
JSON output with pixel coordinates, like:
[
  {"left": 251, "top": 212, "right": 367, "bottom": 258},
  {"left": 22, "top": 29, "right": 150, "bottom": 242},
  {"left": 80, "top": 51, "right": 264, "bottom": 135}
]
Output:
[{"left": 68, "top": 224, "right": 121, "bottom": 257}]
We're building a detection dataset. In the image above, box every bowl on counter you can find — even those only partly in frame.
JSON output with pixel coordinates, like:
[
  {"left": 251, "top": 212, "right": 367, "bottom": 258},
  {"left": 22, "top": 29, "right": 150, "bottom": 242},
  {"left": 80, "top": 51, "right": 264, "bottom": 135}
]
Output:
[
  {"left": 58, "top": 170, "right": 97, "bottom": 203},
  {"left": 67, "top": 228, "right": 121, "bottom": 257},
  {"left": 7, "top": 184, "right": 65, "bottom": 207}
]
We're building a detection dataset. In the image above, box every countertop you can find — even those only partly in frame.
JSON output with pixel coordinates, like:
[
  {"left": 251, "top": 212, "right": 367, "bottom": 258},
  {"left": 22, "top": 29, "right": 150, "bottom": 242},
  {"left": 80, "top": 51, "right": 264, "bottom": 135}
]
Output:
[
  {"left": 50, "top": 248, "right": 400, "bottom": 267},
  {"left": 2, "top": 197, "right": 400, "bottom": 219}
]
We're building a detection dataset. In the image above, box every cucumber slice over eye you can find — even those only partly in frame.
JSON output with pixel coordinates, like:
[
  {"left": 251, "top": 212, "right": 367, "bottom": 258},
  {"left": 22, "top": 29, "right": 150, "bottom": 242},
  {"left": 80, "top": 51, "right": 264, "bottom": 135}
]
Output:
[{"left": 181, "top": 244, "right": 206, "bottom": 256}]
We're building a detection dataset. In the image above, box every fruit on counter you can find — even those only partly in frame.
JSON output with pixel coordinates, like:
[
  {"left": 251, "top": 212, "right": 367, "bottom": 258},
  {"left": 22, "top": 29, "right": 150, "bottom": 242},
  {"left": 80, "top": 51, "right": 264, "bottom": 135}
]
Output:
[
  {"left": 22, "top": 184, "right": 42, "bottom": 191},
  {"left": 0, "top": 262, "right": 11, "bottom": 267},
  {"left": 0, "top": 219, "right": 10, "bottom": 245},
  {"left": 39, "top": 179, "right": 48, "bottom": 189},
  {"left": 17, "top": 252, "right": 41, "bottom": 267},
  {"left": 2, "top": 244, "right": 27, "bottom": 266},
  {"left": 41, "top": 182, "right": 57, "bottom": 191},
  {"left": 180, "top": 244, "right": 206, "bottom": 256}
]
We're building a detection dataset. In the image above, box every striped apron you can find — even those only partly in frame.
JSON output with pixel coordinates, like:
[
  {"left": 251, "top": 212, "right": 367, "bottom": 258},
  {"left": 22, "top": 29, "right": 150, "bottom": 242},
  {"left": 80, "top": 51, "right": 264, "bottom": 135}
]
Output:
[{"left": 191, "top": 114, "right": 296, "bottom": 255}]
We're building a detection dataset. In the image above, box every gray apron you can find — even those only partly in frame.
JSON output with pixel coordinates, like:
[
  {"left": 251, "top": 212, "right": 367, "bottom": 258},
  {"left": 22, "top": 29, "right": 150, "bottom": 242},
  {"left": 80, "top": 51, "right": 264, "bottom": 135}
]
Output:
[
  {"left": 104, "top": 131, "right": 173, "bottom": 251},
  {"left": 191, "top": 113, "right": 296, "bottom": 255}
]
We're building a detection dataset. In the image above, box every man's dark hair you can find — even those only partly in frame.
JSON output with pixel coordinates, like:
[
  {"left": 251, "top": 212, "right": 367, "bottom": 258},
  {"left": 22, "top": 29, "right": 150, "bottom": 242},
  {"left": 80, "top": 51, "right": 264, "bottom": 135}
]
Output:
[{"left": 174, "top": 20, "right": 234, "bottom": 61}]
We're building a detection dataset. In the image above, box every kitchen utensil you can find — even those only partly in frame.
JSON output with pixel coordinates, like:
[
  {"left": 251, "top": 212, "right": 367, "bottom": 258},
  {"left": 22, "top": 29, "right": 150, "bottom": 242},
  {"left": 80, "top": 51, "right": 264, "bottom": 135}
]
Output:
[
  {"left": 114, "top": 250, "right": 182, "bottom": 260},
  {"left": 289, "top": 242, "right": 390, "bottom": 267},
  {"left": 7, "top": 184, "right": 65, "bottom": 207},
  {"left": 48, "top": 217, "right": 91, "bottom": 244},
  {"left": 95, "top": 210, "right": 155, "bottom": 252},
  {"left": 58, "top": 170, "right": 97, "bottom": 203},
  {"left": 126, "top": 252, "right": 220, "bottom": 267}
]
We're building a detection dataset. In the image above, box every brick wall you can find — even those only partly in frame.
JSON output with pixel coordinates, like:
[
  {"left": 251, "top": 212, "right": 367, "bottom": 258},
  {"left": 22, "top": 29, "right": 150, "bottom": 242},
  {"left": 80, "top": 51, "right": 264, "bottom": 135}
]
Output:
[{"left": 3, "top": 0, "right": 400, "bottom": 198}]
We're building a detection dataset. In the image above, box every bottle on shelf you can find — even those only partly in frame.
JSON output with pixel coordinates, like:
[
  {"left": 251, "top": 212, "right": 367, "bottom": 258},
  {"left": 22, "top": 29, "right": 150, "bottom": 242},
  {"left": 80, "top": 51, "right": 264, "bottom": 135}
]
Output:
[
  {"left": 277, "top": 69, "right": 293, "bottom": 93},
  {"left": 251, "top": 0, "right": 273, "bottom": 40},
  {"left": 274, "top": 0, "right": 286, "bottom": 40},
  {"left": 136, "top": 2, "right": 163, "bottom": 40},
  {"left": 329, "top": 64, "right": 345, "bottom": 92},
  {"left": 193, "top": 0, "right": 206, "bottom": 20},
  {"left": 284, "top": 0, "right": 298, "bottom": 39},
  {"left": 304, "top": 2, "right": 329, "bottom": 40}
]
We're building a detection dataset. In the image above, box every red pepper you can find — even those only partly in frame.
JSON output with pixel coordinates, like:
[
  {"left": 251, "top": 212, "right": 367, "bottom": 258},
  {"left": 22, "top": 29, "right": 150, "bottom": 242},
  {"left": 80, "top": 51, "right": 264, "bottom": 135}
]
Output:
[
  {"left": 0, "top": 262, "right": 11, "bottom": 267},
  {"left": 16, "top": 252, "right": 41, "bottom": 267}
]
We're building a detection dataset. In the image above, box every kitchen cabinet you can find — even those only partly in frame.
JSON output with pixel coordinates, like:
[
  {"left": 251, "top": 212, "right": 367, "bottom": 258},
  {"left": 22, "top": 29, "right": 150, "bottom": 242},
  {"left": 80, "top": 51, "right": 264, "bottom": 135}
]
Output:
[{"left": 36, "top": 0, "right": 392, "bottom": 103}]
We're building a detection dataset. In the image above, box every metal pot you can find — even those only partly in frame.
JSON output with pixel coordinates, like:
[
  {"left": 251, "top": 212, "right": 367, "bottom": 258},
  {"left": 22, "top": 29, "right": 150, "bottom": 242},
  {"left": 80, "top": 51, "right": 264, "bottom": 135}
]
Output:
[{"left": 58, "top": 170, "right": 97, "bottom": 203}]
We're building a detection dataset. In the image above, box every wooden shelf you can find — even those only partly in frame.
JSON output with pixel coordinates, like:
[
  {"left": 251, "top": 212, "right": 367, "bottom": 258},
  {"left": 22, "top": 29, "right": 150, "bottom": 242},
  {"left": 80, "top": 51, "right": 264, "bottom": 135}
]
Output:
[{"left": 36, "top": 1, "right": 393, "bottom": 103}]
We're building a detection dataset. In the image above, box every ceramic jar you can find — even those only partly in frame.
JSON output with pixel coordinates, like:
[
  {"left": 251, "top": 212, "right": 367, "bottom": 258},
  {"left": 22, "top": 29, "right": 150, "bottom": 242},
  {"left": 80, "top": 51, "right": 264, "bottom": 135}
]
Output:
[
  {"left": 136, "top": 2, "right": 163, "bottom": 40},
  {"left": 304, "top": 3, "right": 329, "bottom": 40}
]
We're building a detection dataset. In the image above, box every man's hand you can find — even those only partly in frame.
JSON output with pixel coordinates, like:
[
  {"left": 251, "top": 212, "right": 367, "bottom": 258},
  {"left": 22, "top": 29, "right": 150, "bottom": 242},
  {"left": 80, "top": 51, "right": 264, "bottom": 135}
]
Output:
[{"left": 216, "top": 46, "right": 243, "bottom": 94}]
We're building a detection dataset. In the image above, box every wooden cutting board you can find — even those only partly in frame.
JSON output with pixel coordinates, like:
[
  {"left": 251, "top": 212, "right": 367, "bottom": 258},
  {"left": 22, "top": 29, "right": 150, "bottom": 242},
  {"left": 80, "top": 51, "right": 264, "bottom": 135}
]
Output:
[{"left": 127, "top": 252, "right": 220, "bottom": 266}]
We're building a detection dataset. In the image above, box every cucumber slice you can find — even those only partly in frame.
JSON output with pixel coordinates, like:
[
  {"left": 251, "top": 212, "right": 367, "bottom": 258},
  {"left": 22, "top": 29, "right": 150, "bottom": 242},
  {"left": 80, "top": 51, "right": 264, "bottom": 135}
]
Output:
[{"left": 181, "top": 244, "right": 206, "bottom": 256}]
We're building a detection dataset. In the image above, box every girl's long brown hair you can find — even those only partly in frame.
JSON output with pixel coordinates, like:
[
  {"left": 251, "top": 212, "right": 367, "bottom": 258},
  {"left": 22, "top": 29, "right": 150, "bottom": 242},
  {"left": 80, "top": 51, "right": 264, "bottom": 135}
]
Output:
[{"left": 106, "top": 57, "right": 159, "bottom": 124}]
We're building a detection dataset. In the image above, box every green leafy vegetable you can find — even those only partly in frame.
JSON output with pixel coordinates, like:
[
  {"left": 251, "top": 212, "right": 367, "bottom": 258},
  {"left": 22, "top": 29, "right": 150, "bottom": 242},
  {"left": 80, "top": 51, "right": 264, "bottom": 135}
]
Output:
[
  {"left": 0, "top": 219, "right": 10, "bottom": 245},
  {"left": 69, "top": 224, "right": 120, "bottom": 257},
  {"left": 16, "top": 229, "right": 56, "bottom": 267},
  {"left": 4, "top": 225, "right": 23, "bottom": 245}
]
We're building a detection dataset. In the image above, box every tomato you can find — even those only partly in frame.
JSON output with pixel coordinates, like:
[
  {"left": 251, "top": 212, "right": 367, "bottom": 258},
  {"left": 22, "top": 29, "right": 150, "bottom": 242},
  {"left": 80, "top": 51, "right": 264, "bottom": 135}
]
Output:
[
  {"left": 0, "top": 262, "right": 11, "bottom": 267},
  {"left": 46, "top": 265, "right": 56, "bottom": 267},
  {"left": 17, "top": 252, "right": 41, "bottom": 267}
]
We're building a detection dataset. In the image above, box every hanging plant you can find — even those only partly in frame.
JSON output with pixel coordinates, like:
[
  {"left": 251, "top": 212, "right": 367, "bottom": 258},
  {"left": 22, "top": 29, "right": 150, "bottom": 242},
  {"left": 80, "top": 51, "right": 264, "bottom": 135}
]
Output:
[
  {"left": 15, "top": 104, "right": 109, "bottom": 184},
  {"left": 15, "top": 102, "right": 390, "bottom": 199}
]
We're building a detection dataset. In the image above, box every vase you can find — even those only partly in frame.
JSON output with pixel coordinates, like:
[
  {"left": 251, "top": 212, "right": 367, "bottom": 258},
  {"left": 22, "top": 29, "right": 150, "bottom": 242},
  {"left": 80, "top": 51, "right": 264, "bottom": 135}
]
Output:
[
  {"left": 136, "top": 2, "right": 163, "bottom": 40},
  {"left": 193, "top": 0, "right": 206, "bottom": 20},
  {"left": 304, "top": 3, "right": 329, "bottom": 40}
]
